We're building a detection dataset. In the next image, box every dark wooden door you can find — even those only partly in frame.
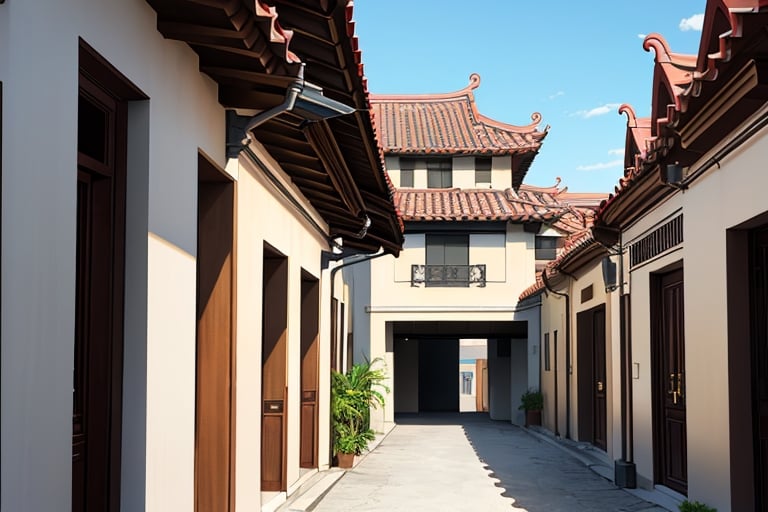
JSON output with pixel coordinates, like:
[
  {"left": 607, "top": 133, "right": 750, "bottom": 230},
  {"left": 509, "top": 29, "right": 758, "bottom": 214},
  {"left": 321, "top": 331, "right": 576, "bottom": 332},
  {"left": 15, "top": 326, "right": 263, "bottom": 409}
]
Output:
[
  {"left": 653, "top": 268, "right": 687, "bottom": 495},
  {"left": 195, "top": 158, "right": 235, "bottom": 511},
  {"left": 593, "top": 307, "right": 607, "bottom": 450},
  {"left": 576, "top": 305, "right": 607, "bottom": 451},
  {"left": 73, "top": 73, "right": 126, "bottom": 512},
  {"left": 300, "top": 272, "right": 319, "bottom": 469},
  {"left": 750, "top": 227, "right": 768, "bottom": 510},
  {"left": 262, "top": 247, "right": 288, "bottom": 491}
]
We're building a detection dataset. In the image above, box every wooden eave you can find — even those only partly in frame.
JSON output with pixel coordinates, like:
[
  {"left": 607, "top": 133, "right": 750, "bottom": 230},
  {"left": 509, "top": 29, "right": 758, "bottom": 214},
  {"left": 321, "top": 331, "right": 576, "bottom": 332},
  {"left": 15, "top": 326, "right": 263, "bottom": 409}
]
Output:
[
  {"left": 598, "top": 165, "right": 674, "bottom": 228},
  {"left": 556, "top": 239, "right": 608, "bottom": 276},
  {"left": 147, "top": 0, "right": 403, "bottom": 255}
]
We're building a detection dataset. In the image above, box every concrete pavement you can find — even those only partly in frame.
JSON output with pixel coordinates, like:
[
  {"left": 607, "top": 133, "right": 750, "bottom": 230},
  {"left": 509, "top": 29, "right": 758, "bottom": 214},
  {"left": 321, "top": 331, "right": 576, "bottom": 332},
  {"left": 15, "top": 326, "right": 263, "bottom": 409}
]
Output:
[{"left": 311, "top": 413, "right": 670, "bottom": 512}]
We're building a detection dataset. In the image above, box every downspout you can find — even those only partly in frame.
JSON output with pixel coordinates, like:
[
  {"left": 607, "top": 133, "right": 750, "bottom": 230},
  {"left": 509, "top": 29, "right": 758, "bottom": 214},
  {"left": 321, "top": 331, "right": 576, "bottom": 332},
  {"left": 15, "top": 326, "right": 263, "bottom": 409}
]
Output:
[
  {"left": 542, "top": 269, "right": 572, "bottom": 439},
  {"left": 615, "top": 235, "right": 637, "bottom": 488}
]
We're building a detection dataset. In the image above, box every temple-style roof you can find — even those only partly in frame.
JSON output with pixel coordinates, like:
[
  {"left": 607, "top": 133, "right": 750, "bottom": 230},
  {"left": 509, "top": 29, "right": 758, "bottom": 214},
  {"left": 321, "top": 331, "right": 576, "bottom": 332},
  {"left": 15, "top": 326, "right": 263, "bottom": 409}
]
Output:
[
  {"left": 146, "top": 0, "right": 404, "bottom": 255},
  {"left": 396, "top": 181, "right": 605, "bottom": 235},
  {"left": 596, "top": 0, "right": 768, "bottom": 227},
  {"left": 370, "top": 73, "right": 548, "bottom": 189}
]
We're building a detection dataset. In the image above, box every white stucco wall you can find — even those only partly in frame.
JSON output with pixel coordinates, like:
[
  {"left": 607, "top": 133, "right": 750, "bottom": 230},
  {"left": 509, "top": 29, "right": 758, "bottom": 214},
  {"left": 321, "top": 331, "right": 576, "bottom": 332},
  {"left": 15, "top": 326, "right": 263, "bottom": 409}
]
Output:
[
  {"left": 667, "top": 107, "right": 768, "bottom": 509},
  {"left": 1, "top": 2, "right": 223, "bottom": 510},
  {"left": 236, "top": 146, "right": 335, "bottom": 508},
  {"left": 377, "top": 224, "right": 536, "bottom": 308}
]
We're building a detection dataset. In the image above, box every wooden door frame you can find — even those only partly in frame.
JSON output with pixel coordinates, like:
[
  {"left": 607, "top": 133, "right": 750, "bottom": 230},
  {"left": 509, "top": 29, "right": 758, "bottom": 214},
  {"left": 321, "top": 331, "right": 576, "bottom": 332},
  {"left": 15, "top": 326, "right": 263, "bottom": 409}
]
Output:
[
  {"left": 576, "top": 304, "right": 607, "bottom": 450},
  {"left": 300, "top": 270, "right": 320, "bottom": 469},
  {"left": 195, "top": 153, "right": 236, "bottom": 511},
  {"left": 261, "top": 243, "right": 289, "bottom": 492},
  {"left": 74, "top": 40, "right": 144, "bottom": 511},
  {"left": 651, "top": 265, "right": 687, "bottom": 494}
]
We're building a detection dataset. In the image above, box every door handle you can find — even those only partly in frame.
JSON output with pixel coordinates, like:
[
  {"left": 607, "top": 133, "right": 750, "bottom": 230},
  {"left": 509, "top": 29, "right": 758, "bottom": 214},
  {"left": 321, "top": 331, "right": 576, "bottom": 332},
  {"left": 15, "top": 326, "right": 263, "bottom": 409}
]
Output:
[
  {"left": 668, "top": 373, "right": 678, "bottom": 404},
  {"left": 597, "top": 381, "right": 604, "bottom": 392}
]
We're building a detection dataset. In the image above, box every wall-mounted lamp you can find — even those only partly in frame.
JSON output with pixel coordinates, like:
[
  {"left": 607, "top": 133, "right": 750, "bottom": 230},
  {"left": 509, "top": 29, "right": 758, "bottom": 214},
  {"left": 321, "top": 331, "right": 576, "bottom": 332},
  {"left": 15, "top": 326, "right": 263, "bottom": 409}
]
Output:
[
  {"left": 602, "top": 256, "right": 618, "bottom": 293},
  {"left": 664, "top": 163, "right": 688, "bottom": 190}
]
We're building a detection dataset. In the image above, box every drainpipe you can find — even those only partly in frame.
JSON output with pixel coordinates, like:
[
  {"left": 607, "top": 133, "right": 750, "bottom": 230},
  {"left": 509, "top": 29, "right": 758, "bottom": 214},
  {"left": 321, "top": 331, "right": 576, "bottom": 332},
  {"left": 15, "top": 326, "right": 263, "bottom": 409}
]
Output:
[
  {"left": 542, "top": 269, "right": 572, "bottom": 439},
  {"left": 614, "top": 236, "right": 637, "bottom": 488}
]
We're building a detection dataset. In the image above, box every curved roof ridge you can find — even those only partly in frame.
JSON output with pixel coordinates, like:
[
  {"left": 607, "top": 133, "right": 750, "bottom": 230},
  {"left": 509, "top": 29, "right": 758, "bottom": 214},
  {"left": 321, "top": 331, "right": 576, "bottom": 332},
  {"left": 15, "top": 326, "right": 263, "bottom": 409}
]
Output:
[
  {"left": 370, "top": 73, "right": 482, "bottom": 102},
  {"left": 643, "top": 33, "right": 698, "bottom": 69}
]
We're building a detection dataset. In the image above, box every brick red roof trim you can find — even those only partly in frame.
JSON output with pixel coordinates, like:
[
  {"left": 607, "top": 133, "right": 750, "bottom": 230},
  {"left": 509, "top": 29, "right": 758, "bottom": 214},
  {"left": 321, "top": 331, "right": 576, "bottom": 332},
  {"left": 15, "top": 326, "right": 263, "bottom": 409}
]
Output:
[
  {"left": 518, "top": 230, "right": 598, "bottom": 301},
  {"left": 396, "top": 182, "right": 606, "bottom": 235},
  {"left": 596, "top": 1, "right": 768, "bottom": 223}
]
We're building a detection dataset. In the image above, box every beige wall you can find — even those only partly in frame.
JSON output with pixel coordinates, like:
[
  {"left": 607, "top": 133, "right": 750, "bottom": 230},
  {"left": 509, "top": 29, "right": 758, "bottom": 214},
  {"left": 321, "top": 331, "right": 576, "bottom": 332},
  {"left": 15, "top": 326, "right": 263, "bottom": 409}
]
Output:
[
  {"left": 384, "top": 155, "right": 513, "bottom": 189},
  {"left": 0, "top": 2, "right": 343, "bottom": 509},
  {"left": 1, "top": 1, "right": 223, "bottom": 509},
  {"left": 234, "top": 147, "right": 334, "bottom": 509},
  {"left": 664, "top": 107, "right": 768, "bottom": 509},
  {"left": 378, "top": 224, "right": 536, "bottom": 307}
]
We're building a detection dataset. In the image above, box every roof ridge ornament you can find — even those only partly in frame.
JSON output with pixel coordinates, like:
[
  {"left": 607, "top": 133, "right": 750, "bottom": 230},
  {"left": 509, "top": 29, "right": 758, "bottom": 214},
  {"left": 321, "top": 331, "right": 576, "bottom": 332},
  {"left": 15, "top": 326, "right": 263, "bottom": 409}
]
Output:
[{"left": 618, "top": 104, "right": 638, "bottom": 128}]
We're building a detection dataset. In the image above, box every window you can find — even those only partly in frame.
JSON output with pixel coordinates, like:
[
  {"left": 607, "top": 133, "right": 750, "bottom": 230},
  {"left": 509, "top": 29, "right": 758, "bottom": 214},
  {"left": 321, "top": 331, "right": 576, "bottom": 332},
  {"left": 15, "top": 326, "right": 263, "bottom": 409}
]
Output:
[
  {"left": 461, "top": 372, "right": 473, "bottom": 395},
  {"left": 535, "top": 236, "right": 560, "bottom": 260},
  {"left": 399, "top": 157, "right": 415, "bottom": 187},
  {"left": 427, "top": 158, "right": 452, "bottom": 188},
  {"left": 475, "top": 157, "right": 492, "bottom": 187},
  {"left": 544, "top": 333, "right": 551, "bottom": 371},
  {"left": 425, "top": 234, "right": 468, "bottom": 287}
]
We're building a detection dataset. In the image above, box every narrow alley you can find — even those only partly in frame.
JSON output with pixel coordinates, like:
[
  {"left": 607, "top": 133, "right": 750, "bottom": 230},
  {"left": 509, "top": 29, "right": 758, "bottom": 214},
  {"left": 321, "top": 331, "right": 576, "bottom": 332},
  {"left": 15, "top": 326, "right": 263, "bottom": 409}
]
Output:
[{"left": 311, "top": 414, "right": 668, "bottom": 512}]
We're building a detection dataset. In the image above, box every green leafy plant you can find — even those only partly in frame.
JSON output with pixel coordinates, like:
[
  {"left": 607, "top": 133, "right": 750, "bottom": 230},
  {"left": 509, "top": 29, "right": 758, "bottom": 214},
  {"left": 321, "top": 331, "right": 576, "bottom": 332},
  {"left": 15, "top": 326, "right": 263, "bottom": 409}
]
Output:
[
  {"left": 331, "top": 357, "right": 389, "bottom": 456},
  {"left": 679, "top": 500, "right": 716, "bottom": 512},
  {"left": 518, "top": 389, "right": 544, "bottom": 411}
]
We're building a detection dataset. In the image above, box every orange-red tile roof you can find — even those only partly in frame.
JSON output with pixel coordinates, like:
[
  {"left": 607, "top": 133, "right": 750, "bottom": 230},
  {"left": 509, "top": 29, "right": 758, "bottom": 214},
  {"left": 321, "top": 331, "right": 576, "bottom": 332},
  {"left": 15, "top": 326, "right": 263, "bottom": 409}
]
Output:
[
  {"left": 596, "top": 1, "right": 768, "bottom": 224},
  {"left": 370, "top": 73, "right": 548, "bottom": 188},
  {"left": 396, "top": 181, "right": 605, "bottom": 235},
  {"left": 518, "top": 230, "right": 600, "bottom": 301}
]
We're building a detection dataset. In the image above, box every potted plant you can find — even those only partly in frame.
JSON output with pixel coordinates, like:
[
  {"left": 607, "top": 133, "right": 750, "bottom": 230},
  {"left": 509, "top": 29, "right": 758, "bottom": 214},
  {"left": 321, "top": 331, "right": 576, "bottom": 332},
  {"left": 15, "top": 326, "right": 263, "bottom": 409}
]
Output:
[
  {"left": 331, "top": 357, "right": 389, "bottom": 468},
  {"left": 519, "top": 389, "right": 543, "bottom": 427},
  {"left": 679, "top": 500, "right": 716, "bottom": 512}
]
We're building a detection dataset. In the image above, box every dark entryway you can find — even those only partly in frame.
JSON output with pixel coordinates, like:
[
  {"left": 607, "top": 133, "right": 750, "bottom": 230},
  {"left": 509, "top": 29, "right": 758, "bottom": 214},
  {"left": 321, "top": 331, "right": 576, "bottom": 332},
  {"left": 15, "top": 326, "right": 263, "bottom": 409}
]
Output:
[
  {"left": 73, "top": 43, "right": 138, "bottom": 512},
  {"left": 418, "top": 339, "right": 460, "bottom": 412},
  {"left": 577, "top": 304, "right": 607, "bottom": 451},
  {"left": 262, "top": 244, "right": 288, "bottom": 492},
  {"left": 300, "top": 271, "right": 320, "bottom": 469},
  {"left": 750, "top": 226, "right": 768, "bottom": 510},
  {"left": 652, "top": 267, "right": 687, "bottom": 495},
  {"left": 195, "top": 155, "right": 235, "bottom": 511}
]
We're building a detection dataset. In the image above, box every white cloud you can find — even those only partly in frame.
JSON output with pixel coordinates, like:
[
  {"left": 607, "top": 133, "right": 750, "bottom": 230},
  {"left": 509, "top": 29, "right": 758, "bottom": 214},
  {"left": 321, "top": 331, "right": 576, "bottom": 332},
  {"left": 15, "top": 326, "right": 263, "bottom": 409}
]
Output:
[
  {"left": 573, "top": 103, "right": 622, "bottom": 119},
  {"left": 637, "top": 33, "right": 647, "bottom": 40},
  {"left": 576, "top": 159, "right": 623, "bottom": 171},
  {"left": 679, "top": 13, "right": 704, "bottom": 32},
  {"left": 548, "top": 91, "right": 565, "bottom": 100},
  {"left": 607, "top": 148, "right": 624, "bottom": 156}
]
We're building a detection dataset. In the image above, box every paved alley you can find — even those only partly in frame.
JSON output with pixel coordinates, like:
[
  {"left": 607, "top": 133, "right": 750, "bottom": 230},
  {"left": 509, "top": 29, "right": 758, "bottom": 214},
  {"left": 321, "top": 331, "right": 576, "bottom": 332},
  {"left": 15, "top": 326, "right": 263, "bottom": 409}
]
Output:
[{"left": 313, "top": 413, "right": 668, "bottom": 512}]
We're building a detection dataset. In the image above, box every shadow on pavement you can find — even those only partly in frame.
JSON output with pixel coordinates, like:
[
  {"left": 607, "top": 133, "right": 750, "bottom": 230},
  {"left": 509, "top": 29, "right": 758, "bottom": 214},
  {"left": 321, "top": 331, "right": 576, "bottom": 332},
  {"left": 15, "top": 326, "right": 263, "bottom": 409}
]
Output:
[{"left": 395, "top": 412, "right": 527, "bottom": 504}]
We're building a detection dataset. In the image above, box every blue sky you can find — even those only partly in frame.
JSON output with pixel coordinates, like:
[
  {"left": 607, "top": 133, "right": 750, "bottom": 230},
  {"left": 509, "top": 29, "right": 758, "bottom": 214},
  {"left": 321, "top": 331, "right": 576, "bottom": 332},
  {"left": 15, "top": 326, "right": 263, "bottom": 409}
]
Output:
[{"left": 352, "top": 1, "right": 706, "bottom": 192}]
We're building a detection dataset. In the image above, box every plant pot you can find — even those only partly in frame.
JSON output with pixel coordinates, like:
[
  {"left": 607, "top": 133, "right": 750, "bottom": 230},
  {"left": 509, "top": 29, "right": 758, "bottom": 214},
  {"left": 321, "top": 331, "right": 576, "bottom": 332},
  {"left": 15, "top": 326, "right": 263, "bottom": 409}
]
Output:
[
  {"left": 525, "top": 409, "right": 541, "bottom": 427},
  {"left": 336, "top": 452, "right": 355, "bottom": 469}
]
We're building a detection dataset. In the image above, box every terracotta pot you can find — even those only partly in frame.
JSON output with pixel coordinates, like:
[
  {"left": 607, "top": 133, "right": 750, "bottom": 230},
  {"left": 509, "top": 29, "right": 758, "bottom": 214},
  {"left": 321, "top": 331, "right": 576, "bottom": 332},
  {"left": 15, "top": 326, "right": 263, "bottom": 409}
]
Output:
[
  {"left": 336, "top": 452, "right": 355, "bottom": 469},
  {"left": 525, "top": 409, "right": 542, "bottom": 427}
]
